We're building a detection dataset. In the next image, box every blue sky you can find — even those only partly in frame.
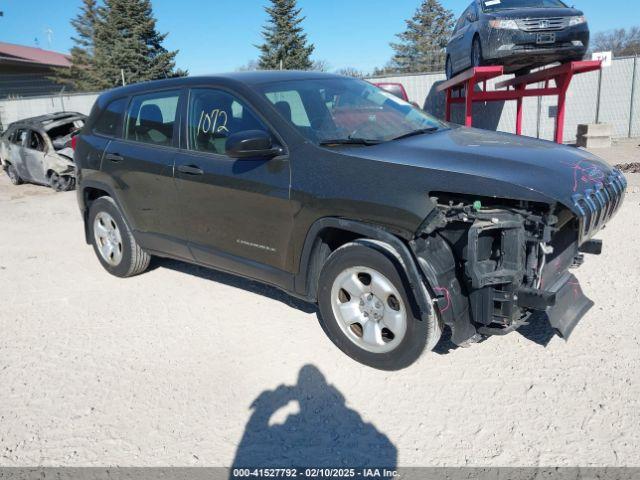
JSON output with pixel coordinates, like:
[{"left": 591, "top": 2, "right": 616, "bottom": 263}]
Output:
[{"left": 0, "top": 0, "right": 635, "bottom": 74}]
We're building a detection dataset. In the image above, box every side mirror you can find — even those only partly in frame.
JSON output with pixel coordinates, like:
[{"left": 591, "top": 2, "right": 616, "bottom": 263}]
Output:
[{"left": 226, "top": 130, "right": 282, "bottom": 159}]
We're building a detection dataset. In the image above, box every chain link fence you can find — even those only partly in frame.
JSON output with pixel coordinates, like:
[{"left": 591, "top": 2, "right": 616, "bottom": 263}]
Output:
[
  {"left": 368, "top": 55, "right": 640, "bottom": 143},
  {"left": 1, "top": 56, "right": 639, "bottom": 143}
]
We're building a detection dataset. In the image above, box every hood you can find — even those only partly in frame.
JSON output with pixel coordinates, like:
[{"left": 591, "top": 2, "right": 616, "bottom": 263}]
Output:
[
  {"left": 347, "top": 126, "right": 617, "bottom": 215},
  {"left": 488, "top": 7, "right": 583, "bottom": 18}
]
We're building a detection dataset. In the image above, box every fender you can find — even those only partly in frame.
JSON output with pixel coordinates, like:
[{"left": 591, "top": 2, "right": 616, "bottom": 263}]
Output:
[
  {"left": 78, "top": 180, "right": 135, "bottom": 245},
  {"left": 410, "top": 234, "right": 478, "bottom": 345},
  {"left": 294, "top": 217, "right": 433, "bottom": 322}
]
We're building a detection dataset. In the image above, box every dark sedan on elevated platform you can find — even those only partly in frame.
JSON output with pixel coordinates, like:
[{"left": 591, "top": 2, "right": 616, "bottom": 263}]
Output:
[{"left": 446, "top": 0, "right": 589, "bottom": 78}]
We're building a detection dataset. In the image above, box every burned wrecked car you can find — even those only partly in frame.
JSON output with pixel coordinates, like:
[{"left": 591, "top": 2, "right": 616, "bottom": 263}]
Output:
[
  {"left": 446, "top": 0, "right": 589, "bottom": 78},
  {"left": 0, "top": 112, "right": 85, "bottom": 191},
  {"left": 75, "top": 72, "right": 625, "bottom": 370}
]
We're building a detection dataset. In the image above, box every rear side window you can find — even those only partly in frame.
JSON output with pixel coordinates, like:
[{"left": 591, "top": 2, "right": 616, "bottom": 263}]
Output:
[
  {"left": 94, "top": 98, "right": 127, "bottom": 137},
  {"left": 125, "top": 90, "right": 180, "bottom": 146}
]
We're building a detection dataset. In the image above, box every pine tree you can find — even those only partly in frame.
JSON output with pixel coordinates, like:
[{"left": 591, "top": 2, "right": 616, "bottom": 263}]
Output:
[
  {"left": 91, "top": 0, "right": 184, "bottom": 89},
  {"left": 51, "top": 0, "right": 100, "bottom": 91},
  {"left": 257, "top": 0, "right": 314, "bottom": 70},
  {"left": 389, "top": 0, "right": 455, "bottom": 73}
]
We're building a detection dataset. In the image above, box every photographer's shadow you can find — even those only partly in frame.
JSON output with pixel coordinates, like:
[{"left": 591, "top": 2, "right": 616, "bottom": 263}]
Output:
[{"left": 231, "top": 364, "right": 397, "bottom": 469}]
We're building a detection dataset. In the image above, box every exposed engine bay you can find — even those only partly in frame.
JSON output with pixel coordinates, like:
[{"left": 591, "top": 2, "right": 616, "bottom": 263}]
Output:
[{"left": 410, "top": 187, "right": 624, "bottom": 346}]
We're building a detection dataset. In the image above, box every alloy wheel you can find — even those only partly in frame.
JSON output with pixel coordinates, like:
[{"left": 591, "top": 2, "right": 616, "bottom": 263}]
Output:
[
  {"left": 330, "top": 266, "right": 407, "bottom": 353},
  {"left": 93, "top": 211, "right": 124, "bottom": 266}
]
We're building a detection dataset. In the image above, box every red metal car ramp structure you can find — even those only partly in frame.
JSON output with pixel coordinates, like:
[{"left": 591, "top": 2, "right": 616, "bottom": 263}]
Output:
[{"left": 436, "top": 60, "right": 602, "bottom": 143}]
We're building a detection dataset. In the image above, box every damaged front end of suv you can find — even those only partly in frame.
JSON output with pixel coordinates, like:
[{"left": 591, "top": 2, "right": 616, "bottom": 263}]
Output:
[{"left": 410, "top": 168, "right": 627, "bottom": 346}]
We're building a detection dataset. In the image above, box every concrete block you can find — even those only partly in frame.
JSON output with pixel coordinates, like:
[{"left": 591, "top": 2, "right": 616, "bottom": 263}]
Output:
[
  {"left": 576, "top": 123, "right": 612, "bottom": 148},
  {"left": 576, "top": 135, "right": 612, "bottom": 148}
]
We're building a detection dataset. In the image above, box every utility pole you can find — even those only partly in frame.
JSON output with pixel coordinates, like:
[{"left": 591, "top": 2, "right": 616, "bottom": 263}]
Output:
[{"left": 44, "top": 28, "right": 54, "bottom": 49}]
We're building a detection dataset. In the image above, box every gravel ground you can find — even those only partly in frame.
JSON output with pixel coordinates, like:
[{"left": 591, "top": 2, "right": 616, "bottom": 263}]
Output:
[{"left": 1, "top": 166, "right": 640, "bottom": 467}]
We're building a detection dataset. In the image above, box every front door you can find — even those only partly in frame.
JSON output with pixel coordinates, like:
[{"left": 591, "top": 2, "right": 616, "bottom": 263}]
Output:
[
  {"left": 101, "top": 89, "right": 190, "bottom": 259},
  {"left": 10, "top": 128, "right": 29, "bottom": 180},
  {"left": 174, "top": 87, "right": 294, "bottom": 286}
]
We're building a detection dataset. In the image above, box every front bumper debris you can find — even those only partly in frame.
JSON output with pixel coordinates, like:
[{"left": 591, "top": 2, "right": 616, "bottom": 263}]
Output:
[{"left": 545, "top": 272, "right": 593, "bottom": 339}]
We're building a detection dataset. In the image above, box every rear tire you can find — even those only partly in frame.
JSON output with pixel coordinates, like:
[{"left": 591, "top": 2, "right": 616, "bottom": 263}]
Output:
[
  {"left": 88, "top": 196, "right": 150, "bottom": 278},
  {"left": 317, "top": 241, "right": 439, "bottom": 370},
  {"left": 6, "top": 164, "right": 22, "bottom": 185}
]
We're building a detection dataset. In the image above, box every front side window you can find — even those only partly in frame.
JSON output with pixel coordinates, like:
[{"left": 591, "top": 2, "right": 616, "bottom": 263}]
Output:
[
  {"left": 94, "top": 98, "right": 127, "bottom": 137},
  {"left": 260, "top": 77, "right": 444, "bottom": 145},
  {"left": 187, "top": 88, "right": 268, "bottom": 155},
  {"left": 454, "top": 11, "right": 466, "bottom": 32},
  {"left": 28, "top": 131, "right": 45, "bottom": 152},
  {"left": 13, "top": 128, "right": 27, "bottom": 146},
  {"left": 125, "top": 90, "right": 180, "bottom": 146}
]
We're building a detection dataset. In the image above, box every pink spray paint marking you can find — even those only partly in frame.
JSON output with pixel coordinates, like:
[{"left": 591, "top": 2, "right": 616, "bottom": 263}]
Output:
[
  {"left": 561, "top": 159, "right": 606, "bottom": 192},
  {"left": 434, "top": 286, "right": 452, "bottom": 314}
]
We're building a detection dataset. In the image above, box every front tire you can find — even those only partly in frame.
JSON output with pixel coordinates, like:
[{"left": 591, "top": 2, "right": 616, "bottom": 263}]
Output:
[
  {"left": 471, "top": 37, "right": 484, "bottom": 68},
  {"left": 446, "top": 56, "right": 454, "bottom": 80},
  {"left": 88, "top": 196, "right": 150, "bottom": 277},
  {"left": 49, "top": 172, "right": 75, "bottom": 192},
  {"left": 6, "top": 164, "right": 22, "bottom": 185},
  {"left": 317, "top": 241, "right": 439, "bottom": 370}
]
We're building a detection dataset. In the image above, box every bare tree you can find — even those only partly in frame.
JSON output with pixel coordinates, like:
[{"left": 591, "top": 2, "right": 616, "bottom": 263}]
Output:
[
  {"left": 592, "top": 26, "right": 640, "bottom": 56},
  {"left": 237, "top": 59, "right": 260, "bottom": 71},
  {"left": 311, "top": 59, "right": 331, "bottom": 72},
  {"left": 336, "top": 67, "right": 364, "bottom": 78}
]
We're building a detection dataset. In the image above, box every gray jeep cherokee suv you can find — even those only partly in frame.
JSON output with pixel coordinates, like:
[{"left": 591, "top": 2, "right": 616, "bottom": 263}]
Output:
[{"left": 74, "top": 71, "right": 626, "bottom": 370}]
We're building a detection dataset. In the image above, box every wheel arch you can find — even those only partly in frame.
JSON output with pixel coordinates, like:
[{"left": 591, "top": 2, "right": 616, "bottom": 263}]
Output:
[
  {"left": 471, "top": 33, "right": 482, "bottom": 62},
  {"left": 79, "top": 181, "right": 130, "bottom": 244},
  {"left": 294, "top": 217, "right": 433, "bottom": 322}
]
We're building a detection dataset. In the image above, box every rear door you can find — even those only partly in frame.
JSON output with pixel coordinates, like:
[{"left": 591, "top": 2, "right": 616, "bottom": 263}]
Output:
[
  {"left": 450, "top": 6, "right": 472, "bottom": 72},
  {"left": 173, "top": 87, "right": 293, "bottom": 284},
  {"left": 101, "top": 89, "right": 190, "bottom": 259},
  {"left": 23, "top": 130, "right": 48, "bottom": 184}
]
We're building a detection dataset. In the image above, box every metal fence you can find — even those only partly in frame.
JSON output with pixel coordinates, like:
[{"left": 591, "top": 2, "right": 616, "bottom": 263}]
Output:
[
  {"left": 0, "top": 91, "right": 99, "bottom": 131},
  {"left": 367, "top": 55, "right": 640, "bottom": 143},
  {"left": 1, "top": 57, "right": 638, "bottom": 142}
]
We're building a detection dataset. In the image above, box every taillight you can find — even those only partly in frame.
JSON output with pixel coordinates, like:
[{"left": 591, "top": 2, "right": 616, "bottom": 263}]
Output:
[{"left": 71, "top": 135, "right": 78, "bottom": 150}]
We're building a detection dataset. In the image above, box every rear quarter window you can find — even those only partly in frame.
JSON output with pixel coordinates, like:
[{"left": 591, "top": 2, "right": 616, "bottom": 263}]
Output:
[{"left": 94, "top": 97, "right": 128, "bottom": 137}]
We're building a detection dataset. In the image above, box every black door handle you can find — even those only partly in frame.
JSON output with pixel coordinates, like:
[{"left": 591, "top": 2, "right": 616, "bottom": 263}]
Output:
[
  {"left": 106, "top": 153, "right": 124, "bottom": 163},
  {"left": 177, "top": 165, "right": 204, "bottom": 175}
]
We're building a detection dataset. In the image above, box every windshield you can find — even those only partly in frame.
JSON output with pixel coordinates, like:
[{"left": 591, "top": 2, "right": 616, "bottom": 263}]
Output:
[
  {"left": 260, "top": 77, "right": 444, "bottom": 145},
  {"left": 482, "top": 0, "right": 568, "bottom": 12}
]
